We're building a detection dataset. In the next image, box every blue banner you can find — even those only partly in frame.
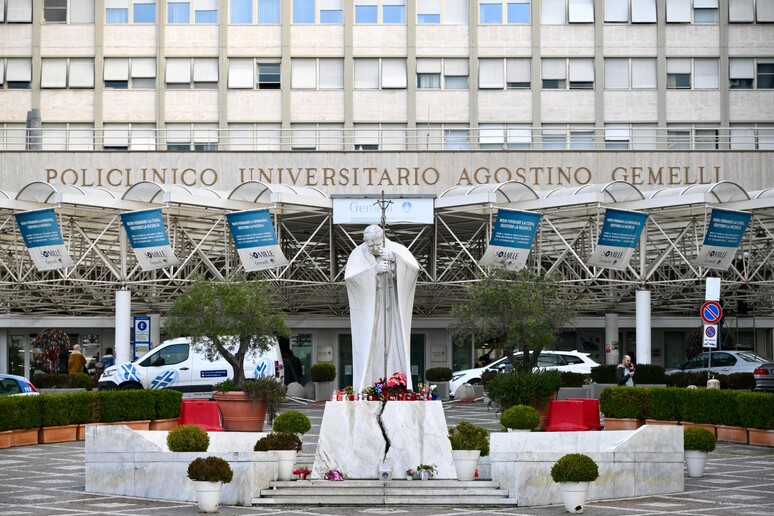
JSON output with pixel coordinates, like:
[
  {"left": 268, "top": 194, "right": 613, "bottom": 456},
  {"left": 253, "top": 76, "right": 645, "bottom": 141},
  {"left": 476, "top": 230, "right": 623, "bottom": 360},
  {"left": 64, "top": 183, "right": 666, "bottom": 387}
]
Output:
[
  {"left": 694, "top": 209, "right": 751, "bottom": 270},
  {"left": 479, "top": 210, "right": 541, "bottom": 270},
  {"left": 15, "top": 208, "right": 75, "bottom": 270},
  {"left": 120, "top": 209, "right": 179, "bottom": 270},
  {"left": 588, "top": 209, "right": 648, "bottom": 270},
  {"left": 226, "top": 209, "right": 288, "bottom": 271}
]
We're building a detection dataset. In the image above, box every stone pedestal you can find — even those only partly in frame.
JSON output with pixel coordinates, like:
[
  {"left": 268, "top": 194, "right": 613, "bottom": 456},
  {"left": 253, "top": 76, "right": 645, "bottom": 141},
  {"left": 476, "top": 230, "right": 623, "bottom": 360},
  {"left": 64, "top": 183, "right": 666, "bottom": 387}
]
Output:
[{"left": 312, "top": 401, "right": 455, "bottom": 479}]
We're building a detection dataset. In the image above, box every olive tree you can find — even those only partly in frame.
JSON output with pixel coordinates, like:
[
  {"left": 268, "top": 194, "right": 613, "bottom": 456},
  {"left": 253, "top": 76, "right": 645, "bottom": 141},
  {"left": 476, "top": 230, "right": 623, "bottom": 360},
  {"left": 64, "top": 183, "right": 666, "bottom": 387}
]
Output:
[
  {"left": 450, "top": 268, "right": 577, "bottom": 371},
  {"left": 164, "top": 276, "right": 290, "bottom": 387}
]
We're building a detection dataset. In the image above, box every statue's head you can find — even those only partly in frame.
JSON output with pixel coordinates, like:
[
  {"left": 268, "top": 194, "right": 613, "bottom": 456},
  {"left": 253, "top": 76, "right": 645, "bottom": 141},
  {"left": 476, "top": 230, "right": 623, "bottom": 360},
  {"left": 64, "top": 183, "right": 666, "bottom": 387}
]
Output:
[{"left": 363, "top": 225, "right": 384, "bottom": 256}]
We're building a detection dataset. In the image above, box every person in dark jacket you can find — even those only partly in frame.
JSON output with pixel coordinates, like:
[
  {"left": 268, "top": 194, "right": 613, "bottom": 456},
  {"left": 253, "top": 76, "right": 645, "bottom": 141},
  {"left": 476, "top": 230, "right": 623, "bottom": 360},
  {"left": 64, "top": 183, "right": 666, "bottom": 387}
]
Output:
[{"left": 615, "top": 355, "right": 636, "bottom": 386}]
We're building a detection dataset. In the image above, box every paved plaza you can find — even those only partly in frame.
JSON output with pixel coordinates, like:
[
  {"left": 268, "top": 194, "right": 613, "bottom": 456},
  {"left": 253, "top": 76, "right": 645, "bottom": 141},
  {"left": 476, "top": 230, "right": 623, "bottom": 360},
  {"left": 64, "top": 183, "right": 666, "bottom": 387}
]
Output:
[{"left": 1, "top": 398, "right": 773, "bottom": 515}]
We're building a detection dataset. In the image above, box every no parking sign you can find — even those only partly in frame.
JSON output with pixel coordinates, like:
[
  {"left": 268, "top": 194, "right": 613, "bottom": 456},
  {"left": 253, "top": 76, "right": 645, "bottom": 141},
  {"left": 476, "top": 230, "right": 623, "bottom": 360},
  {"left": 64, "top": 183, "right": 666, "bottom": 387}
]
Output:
[{"left": 703, "top": 324, "right": 718, "bottom": 349}]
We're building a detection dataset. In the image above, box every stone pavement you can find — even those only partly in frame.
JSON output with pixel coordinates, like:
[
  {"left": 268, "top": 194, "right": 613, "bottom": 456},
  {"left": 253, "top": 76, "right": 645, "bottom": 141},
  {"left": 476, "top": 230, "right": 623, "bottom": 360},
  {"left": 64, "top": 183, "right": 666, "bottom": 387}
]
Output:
[{"left": 1, "top": 397, "right": 773, "bottom": 515}]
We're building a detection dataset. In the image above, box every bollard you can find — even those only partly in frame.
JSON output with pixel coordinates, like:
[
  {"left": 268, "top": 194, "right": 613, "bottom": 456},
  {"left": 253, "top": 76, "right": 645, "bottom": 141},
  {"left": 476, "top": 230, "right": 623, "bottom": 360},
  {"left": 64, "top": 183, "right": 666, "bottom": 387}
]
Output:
[{"left": 707, "top": 379, "right": 720, "bottom": 389}]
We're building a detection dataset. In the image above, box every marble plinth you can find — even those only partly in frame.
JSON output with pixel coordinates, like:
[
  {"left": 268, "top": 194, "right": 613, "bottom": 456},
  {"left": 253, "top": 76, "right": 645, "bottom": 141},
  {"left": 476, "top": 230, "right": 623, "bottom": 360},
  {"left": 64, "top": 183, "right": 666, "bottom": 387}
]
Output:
[
  {"left": 490, "top": 425, "right": 684, "bottom": 506},
  {"left": 313, "top": 401, "right": 455, "bottom": 479},
  {"left": 85, "top": 425, "right": 276, "bottom": 505}
]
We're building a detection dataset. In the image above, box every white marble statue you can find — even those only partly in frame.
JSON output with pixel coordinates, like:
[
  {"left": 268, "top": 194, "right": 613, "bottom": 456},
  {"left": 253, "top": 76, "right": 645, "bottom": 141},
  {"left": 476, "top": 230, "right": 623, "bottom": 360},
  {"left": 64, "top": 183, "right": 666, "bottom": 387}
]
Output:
[{"left": 345, "top": 225, "right": 419, "bottom": 392}]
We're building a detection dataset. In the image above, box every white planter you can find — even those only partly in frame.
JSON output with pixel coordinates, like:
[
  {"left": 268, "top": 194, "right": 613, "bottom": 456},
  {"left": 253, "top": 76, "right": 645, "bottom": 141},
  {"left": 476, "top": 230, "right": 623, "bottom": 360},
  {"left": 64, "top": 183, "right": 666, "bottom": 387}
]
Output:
[
  {"left": 192, "top": 481, "right": 222, "bottom": 513},
  {"left": 685, "top": 450, "right": 708, "bottom": 477},
  {"left": 558, "top": 481, "right": 589, "bottom": 513},
  {"left": 451, "top": 450, "right": 480, "bottom": 481},
  {"left": 275, "top": 450, "right": 298, "bottom": 481}
]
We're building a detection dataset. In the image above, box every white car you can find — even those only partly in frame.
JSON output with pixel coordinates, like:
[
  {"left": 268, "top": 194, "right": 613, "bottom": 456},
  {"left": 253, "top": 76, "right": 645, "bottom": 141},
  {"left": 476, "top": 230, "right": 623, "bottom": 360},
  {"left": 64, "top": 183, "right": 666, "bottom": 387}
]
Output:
[{"left": 450, "top": 350, "right": 600, "bottom": 398}]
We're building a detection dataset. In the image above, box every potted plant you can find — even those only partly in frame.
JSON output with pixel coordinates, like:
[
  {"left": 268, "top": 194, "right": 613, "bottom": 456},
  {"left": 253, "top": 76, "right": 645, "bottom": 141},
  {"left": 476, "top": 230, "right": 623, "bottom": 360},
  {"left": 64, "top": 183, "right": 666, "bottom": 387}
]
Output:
[
  {"left": 187, "top": 456, "right": 233, "bottom": 513},
  {"left": 167, "top": 424, "right": 209, "bottom": 452},
  {"left": 164, "top": 277, "right": 291, "bottom": 431},
  {"left": 254, "top": 431, "right": 303, "bottom": 481},
  {"left": 425, "top": 367, "right": 453, "bottom": 400},
  {"left": 310, "top": 362, "right": 336, "bottom": 401},
  {"left": 500, "top": 404, "right": 541, "bottom": 432},
  {"left": 684, "top": 426, "right": 716, "bottom": 477},
  {"left": 448, "top": 421, "right": 489, "bottom": 481},
  {"left": 273, "top": 410, "right": 312, "bottom": 435},
  {"left": 550, "top": 453, "right": 599, "bottom": 514},
  {"left": 213, "top": 377, "right": 286, "bottom": 431},
  {"left": 415, "top": 463, "right": 437, "bottom": 481},
  {"left": 405, "top": 467, "right": 415, "bottom": 481},
  {"left": 485, "top": 368, "right": 562, "bottom": 429}
]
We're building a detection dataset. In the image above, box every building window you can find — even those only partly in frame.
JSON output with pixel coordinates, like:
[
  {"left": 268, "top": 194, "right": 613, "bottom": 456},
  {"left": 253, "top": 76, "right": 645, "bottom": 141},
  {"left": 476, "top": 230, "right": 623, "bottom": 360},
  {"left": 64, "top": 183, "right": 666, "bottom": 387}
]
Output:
[
  {"left": 103, "top": 123, "right": 156, "bottom": 150},
  {"left": 168, "top": 1, "right": 190, "bottom": 22},
  {"left": 417, "top": 58, "right": 469, "bottom": 89},
  {"left": 2, "top": 0, "right": 34, "bottom": 23},
  {"left": 354, "top": 1, "right": 405, "bottom": 23},
  {"left": 354, "top": 58, "right": 407, "bottom": 89},
  {"left": 320, "top": 0, "right": 343, "bottom": 23},
  {"left": 166, "top": 123, "right": 219, "bottom": 150},
  {"left": 604, "top": 58, "right": 657, "bottom": 89},
  {"left": 384, "top": 0, "right": 406, "bottom": 23},
  {"left": 666, "top": 0, "right": 718, "bottom": 24},
  {"left": 231, "top": 0, "right": 280, "bottom": 23},
  {"left": 729, "top": 0, "right": 774, "bottom": 23},
  {"left": 104, "top": 58, "right": 156, "bottom": 89},
  {"left": 543, "top": 0, "right": 594, "bottom": 25},
  {"left": 355, "top": 0, "right": 377, "bottom": 22},
  {"left": 228, "top": 123, "right": 282, "bottom": 150},
  {"left": 1, "top": 58, "right": 32, "bottom": 89},
  {"left": 730, "top": 125, "right": 774, "bottom": 149},
  {"left": 758, "top": 61, "right": 774, "bottom": 89},
  {"left": 479, "top": 124, "right": 532, "bottom": 149},
  {"left": 194, "top": 0, "right": 217, "bottom": 22},
  {"left": 166, "top": 58, "right": 218, "bottom": 89},
  {"left": 0, "top": 123, "right": 27, "bottom": 150},
  {"left": 293, "top": 0, "right": 315, "bottom": 22},
  {"left": 604, "top": 124, "right": 629, "bottom": 149},
  {"left": 291, "top": 124, "right": 344, "bottom": 150},
  {"left": 41, "top": 123, "right": 94, "bottom": 150},
  {"left": 417, "top": 0, "right": 468, "bottom": 24},
  {"left": 354, "top": 124, "right": 407, "bottom": 150},
  {"left": 604, "top": 0, "right": 657, "bottom": 23},
  {"left": 604, "top": 124, "right": 661, "bottom": 150},
  {"left": 666, "top": 58, "right": 718, "bottom": 89},
  {"left": 41, "top": 58, "right": 94, "bottom": 88},
  {"left": 542, "top": 58, "right": 594, "bottom": 89},
  {"left": 228, "top": 58, "right": 281, "bottom": 89},
  {"left": 167, "top": 0, "right": 217, "bottom": 23},
  {"left": 417, "top": 0, "right": 441, "bottom": 23},
  {"left": 479, "top": 58, "right": 530, "bottom": 89},
  {"left": 106, "top": 0, "right": 156, "bottom": 23},
  {"left": 44, "top": 0, "right": 95, "bottom": 23},
  {"left": 480, "top": 1, "right": 530, "bottom": 24},
  {"left": 291, "top": 58, "right": 344, "bottom": 89},
  {"left": 667, "top": 125, "right": 719, "bottom": 149}
]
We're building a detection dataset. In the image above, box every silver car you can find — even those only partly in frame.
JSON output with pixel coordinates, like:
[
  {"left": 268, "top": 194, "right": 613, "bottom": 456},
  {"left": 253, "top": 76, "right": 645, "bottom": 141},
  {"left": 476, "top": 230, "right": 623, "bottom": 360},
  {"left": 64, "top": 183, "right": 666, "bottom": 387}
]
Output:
[
  {"left": 667, "top": 351, "right": 770, "bottom": 376},
  {"left": 753, "top": 363, "right": 774, "bottom": 392}
]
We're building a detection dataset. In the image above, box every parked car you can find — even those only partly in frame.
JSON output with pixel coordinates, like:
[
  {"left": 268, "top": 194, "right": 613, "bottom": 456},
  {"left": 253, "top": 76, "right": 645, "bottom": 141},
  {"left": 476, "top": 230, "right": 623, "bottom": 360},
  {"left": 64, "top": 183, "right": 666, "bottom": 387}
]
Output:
[
  {"left": 450, "top": 350, "right": 600, "bottom": 398},
  {"left": 0, "top": 373, "right": 39, "bottom": 396},
  {"left": 97, "top": 337, "right": 284, "bottom": 396},
  {"left": 666, "top": 350, "right": 770, "bottom": 376},
  {"left": 753, "top": 362, "right": 774, "bottom": 392}
]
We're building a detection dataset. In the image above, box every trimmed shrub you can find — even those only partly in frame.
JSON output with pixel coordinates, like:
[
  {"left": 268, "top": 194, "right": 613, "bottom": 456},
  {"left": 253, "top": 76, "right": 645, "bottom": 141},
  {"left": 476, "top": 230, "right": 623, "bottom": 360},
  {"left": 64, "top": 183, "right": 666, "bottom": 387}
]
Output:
[
  {"left": 550, "top": 453, "right": 599, "bottom": 483},
  {"left": 99, "top": 390, "right": 156, "bottom": 422},
  {"left": 273, "top": 410, "right": 312, "bottom": 434},
  {"left": 684, "top": 426, "right": 716, "bottom": 452},
  {"left": 681, "top": 389, "right": 730, "bottom": 424},
  {"left": 448, "top": 421, "right": 490, "bottom": 457},
  {"left": 33, "top": 373, "right": 92, "bottom": 390},
  {"left": 560, "top": 371, "right": 587, "bottom": 388},
  {"left": 737, "top": 391, "right": 774, "bottom": 430},
  {"left": 599, "top": 386, "right": 651, "bottom": 419},
  {"left": 500, "top": 405, "right": 541, "bottom": 430},
  {"left": 0, "top": 395, "right": 42, "bottom": 430},
  {"left": 666, "top": 372, "right": 708, "bottom": 388},
  {"left": 254, "top": 431, "right": 302, "bottom": 451},
  {"left": 69, "top": 391, "right": 100, "bottom": 424},
  {"left": 425, "top": 367, "right": 453, "bottom": 382},
  {"left": 725, "top": 373, "right": 755, "bottom": 390},
  {"left": 187, "top": 456, "right": 233, "bottom": 483},
  {"left": 712, "top": 390, "right": 742, "bottom": 427},
  {"left": 39, "top": 393, "right": 76, "bottom": 426},
  {"left": 167, "top": 424, "right": 210, "bottom": 452},
  {"left": 634, "top": 364, "right": 667, "bottom": 384},
  {"left": 590, "top": 364, "right": 616, "bottom": 384},
  {"left": 480, "top": 370, "right": 498, "bottom": 389},
  {"left": 485, "top": 369, "right": 562, "bottom": 410},
  {"left": 154, "top": 389, "right": 183, "bottom": 420},
  {"left": 310, "top": 363, "right": 336, "bottom": 382},
  {"left": 649, "top": 387, "right": 688, "bottom": 421}
]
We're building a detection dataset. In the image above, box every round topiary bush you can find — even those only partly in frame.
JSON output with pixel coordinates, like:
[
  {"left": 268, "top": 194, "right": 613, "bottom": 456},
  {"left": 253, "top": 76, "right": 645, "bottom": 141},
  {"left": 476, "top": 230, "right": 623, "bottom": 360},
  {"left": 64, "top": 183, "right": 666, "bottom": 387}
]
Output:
[
  {"left": 310, "top": 363, "right": 336, "bottom": 382},
  {"left": 273, "top": 410, "right": 312, "bottom": 434},
  {"left": 550, "top": 453, "right": 599, "bottom": 483},
  {"left": 167, "top": 424, "right": 210, "bottom": 452},
  {"left": 425, "top": 367, "right": 453, "bottom": 382},
  {"left": 684, "top": 426, "right": 716, "bottom": 452},
  {"left": 254, "top": 431, "right": 302, "bottom": 451},
  {"left": 500, "top": 404, "right": 541, "bottom": 430},
  {"left": 187, "top": 456, "right": 233, "bottom": 483}
]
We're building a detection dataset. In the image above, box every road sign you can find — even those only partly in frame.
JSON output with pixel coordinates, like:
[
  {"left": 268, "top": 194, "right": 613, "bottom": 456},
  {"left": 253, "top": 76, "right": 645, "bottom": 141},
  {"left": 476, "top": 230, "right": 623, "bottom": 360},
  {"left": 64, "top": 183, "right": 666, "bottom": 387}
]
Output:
[
  {"left": 703, "top": 324, "right": 718, "bottom": 348},
  {"left": 701, "top": 301, "right": 722, "bottom": 324}
]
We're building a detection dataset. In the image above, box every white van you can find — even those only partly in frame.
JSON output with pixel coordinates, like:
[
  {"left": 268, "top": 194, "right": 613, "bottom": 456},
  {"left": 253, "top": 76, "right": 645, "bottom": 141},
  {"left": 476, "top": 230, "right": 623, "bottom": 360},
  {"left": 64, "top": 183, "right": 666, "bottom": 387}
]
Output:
[{"left": 97, "top": 337, "right": 284, "bottom": 396}]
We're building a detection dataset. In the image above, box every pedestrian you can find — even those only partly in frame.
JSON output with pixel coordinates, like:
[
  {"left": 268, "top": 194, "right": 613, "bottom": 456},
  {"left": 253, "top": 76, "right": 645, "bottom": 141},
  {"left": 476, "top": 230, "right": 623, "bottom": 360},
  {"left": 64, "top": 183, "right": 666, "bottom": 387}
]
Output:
[
  {"left": 68, "top": 344, "right": 88, "bottom": 375},
  {"left": 56, "top": 350, "right": 69, "bottom": 374},
  {"left": 101, "top": 347, "right": 115, "bottom": 368},
  {"left": 616, "top": 354, "right": 636, "bottom": 386}
]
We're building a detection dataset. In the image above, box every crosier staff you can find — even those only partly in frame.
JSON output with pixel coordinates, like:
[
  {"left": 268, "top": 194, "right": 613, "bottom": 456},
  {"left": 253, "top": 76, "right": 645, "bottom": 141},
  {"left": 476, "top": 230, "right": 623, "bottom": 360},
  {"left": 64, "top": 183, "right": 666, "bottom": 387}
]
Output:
[{"left": 374, "top": 191, "right": 393, "bottom": 384}]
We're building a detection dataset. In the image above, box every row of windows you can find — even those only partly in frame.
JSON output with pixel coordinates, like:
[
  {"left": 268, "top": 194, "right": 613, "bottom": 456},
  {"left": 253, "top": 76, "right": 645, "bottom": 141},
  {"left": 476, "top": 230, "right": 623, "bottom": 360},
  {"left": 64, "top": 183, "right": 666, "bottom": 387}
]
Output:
[
  {"left": 4, "top": 56, "right": 773, "bottom": 91},
  {"left": 2, "top": 123, "right": 773, "bottom": 151},
  {"left": 3, "top": 0, "right": 772, "bottom": 26}
]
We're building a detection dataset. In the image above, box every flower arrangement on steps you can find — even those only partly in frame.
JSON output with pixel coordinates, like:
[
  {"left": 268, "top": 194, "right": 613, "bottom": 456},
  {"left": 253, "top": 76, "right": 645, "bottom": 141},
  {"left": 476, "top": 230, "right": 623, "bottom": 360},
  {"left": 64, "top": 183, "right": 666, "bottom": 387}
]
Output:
[
  {"left": 550, "top": 453, "right": 599, "bottom": 514},
  {"left": 187, "top": 456, "right": 233, "bottom": 513}
]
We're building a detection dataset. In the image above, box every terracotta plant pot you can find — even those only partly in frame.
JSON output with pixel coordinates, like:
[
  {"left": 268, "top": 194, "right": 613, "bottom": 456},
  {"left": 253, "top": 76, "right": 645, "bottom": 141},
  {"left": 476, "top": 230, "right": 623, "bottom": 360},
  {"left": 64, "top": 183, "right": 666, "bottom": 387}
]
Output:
[
  {"left": 645, "top": 419, "right": 679, "bottom": 426},
  {"left": 748, "top": 428, "right": 774, "bottom": 447},
  {"left": 603, "top": 417, "right": 643, "bottom": 430},
  {"left": 10, "top": 428, "right": 39, "bottom": 447},
  {"left": 0, "top": 430, "right": 11, "bottom": 449},
  {"left": 110, "top": 420, "right": 151, "bottom": 431},
  {"left": 39, "top": 424, "right": 78, "bottom": 443},
  {"left": 716, "top": 425, "right": 748, "bottom": 444},
  {"left": 149, "top": 418, "right": 179, "bottom": 431},
  {"left": 213, "top": 391, "right": 268, "bottom": 431}
]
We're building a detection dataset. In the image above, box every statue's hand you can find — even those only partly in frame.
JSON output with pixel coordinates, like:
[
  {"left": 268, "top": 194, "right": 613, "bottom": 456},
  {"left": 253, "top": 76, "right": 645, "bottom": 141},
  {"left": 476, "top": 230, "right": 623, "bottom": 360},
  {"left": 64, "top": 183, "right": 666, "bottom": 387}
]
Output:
[
  {"left": 379, "top": 248, "right": 395, "bottom": 262},
  {"left": 376, "top": 260, "right": 391, "bottom": 274}
]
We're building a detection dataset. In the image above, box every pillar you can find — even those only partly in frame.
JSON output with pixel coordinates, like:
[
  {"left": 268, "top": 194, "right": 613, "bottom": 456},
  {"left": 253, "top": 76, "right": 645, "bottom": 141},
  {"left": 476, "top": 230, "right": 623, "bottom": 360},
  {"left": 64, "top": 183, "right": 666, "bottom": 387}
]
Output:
[
  {"left": 636, "top": 290, "right": 651, "bottom": 365},
  {"left": 115, "top": 290, "right": 131, "bottom": 365},
  {"left": 150, "top": 313, "right": 161, "bottom": 349},
  {"left": 604, "top": 313, "right": 619, "bottom": 366}
]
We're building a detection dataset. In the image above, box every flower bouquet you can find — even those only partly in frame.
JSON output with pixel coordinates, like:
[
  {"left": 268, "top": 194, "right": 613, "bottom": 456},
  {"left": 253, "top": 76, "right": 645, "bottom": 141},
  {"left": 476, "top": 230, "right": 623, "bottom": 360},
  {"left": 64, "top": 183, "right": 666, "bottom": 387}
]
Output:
[
  {"left": 324, "top": 469, "right": 345, "bottom": 481},
  {"left": 405, "top": 467, "right": 415, "bottom": 480},
  {"left": 416, "top": 463, "right": 437, "bottom": 480}
]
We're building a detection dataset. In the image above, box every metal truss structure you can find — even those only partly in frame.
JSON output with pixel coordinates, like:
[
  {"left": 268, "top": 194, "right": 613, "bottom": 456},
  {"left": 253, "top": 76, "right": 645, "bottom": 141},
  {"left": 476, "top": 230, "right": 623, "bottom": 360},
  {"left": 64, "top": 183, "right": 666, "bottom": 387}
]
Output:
[{"left": 1, "top": 181, "right": 773, "bottom": 323}]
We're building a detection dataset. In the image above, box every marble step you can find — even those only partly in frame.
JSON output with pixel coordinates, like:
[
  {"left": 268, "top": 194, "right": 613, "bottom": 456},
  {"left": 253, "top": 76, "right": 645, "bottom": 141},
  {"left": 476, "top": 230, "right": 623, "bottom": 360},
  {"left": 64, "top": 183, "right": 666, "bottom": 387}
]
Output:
[{"left": 253, "top": 495, "right": 518, "bottom": 505}]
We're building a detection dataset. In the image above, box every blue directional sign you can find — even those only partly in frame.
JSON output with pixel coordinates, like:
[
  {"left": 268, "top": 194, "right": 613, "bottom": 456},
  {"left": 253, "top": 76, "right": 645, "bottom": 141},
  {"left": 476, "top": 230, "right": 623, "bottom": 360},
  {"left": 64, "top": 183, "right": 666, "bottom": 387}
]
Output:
[{"left": 701, "top": 301, "right": 722, "bottom": 325}]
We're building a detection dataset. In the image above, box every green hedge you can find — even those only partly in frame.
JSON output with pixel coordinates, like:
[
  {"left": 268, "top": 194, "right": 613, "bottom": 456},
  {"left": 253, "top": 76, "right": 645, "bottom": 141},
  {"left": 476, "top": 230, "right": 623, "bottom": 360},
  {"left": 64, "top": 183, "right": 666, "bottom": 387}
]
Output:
[
  {"left": 737, "top": 391, "right": 774, "bottom": 430},
  {"left": 560, "top": 371, "right": 588, "bottom": 388},
  {"left": 649, "top": 387, "right": 689, "bottom": 421},
  {"left": 590, "top": 365, "right": 616, "bottom": 384},
  {"left": 599, "top": 386, "right": 651, "bottom": 419},
  {"left": 590, "top": 364, "right": 667, "bottom": 384},
  {"left": 666, "top": 371, "right": 755, "bottom": 390},
  {"left": 32, "top": 373, "right": 93, "bottom": 390},
  {"left": 0, "top": 390, "right": 181, "bottom": 430}
]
